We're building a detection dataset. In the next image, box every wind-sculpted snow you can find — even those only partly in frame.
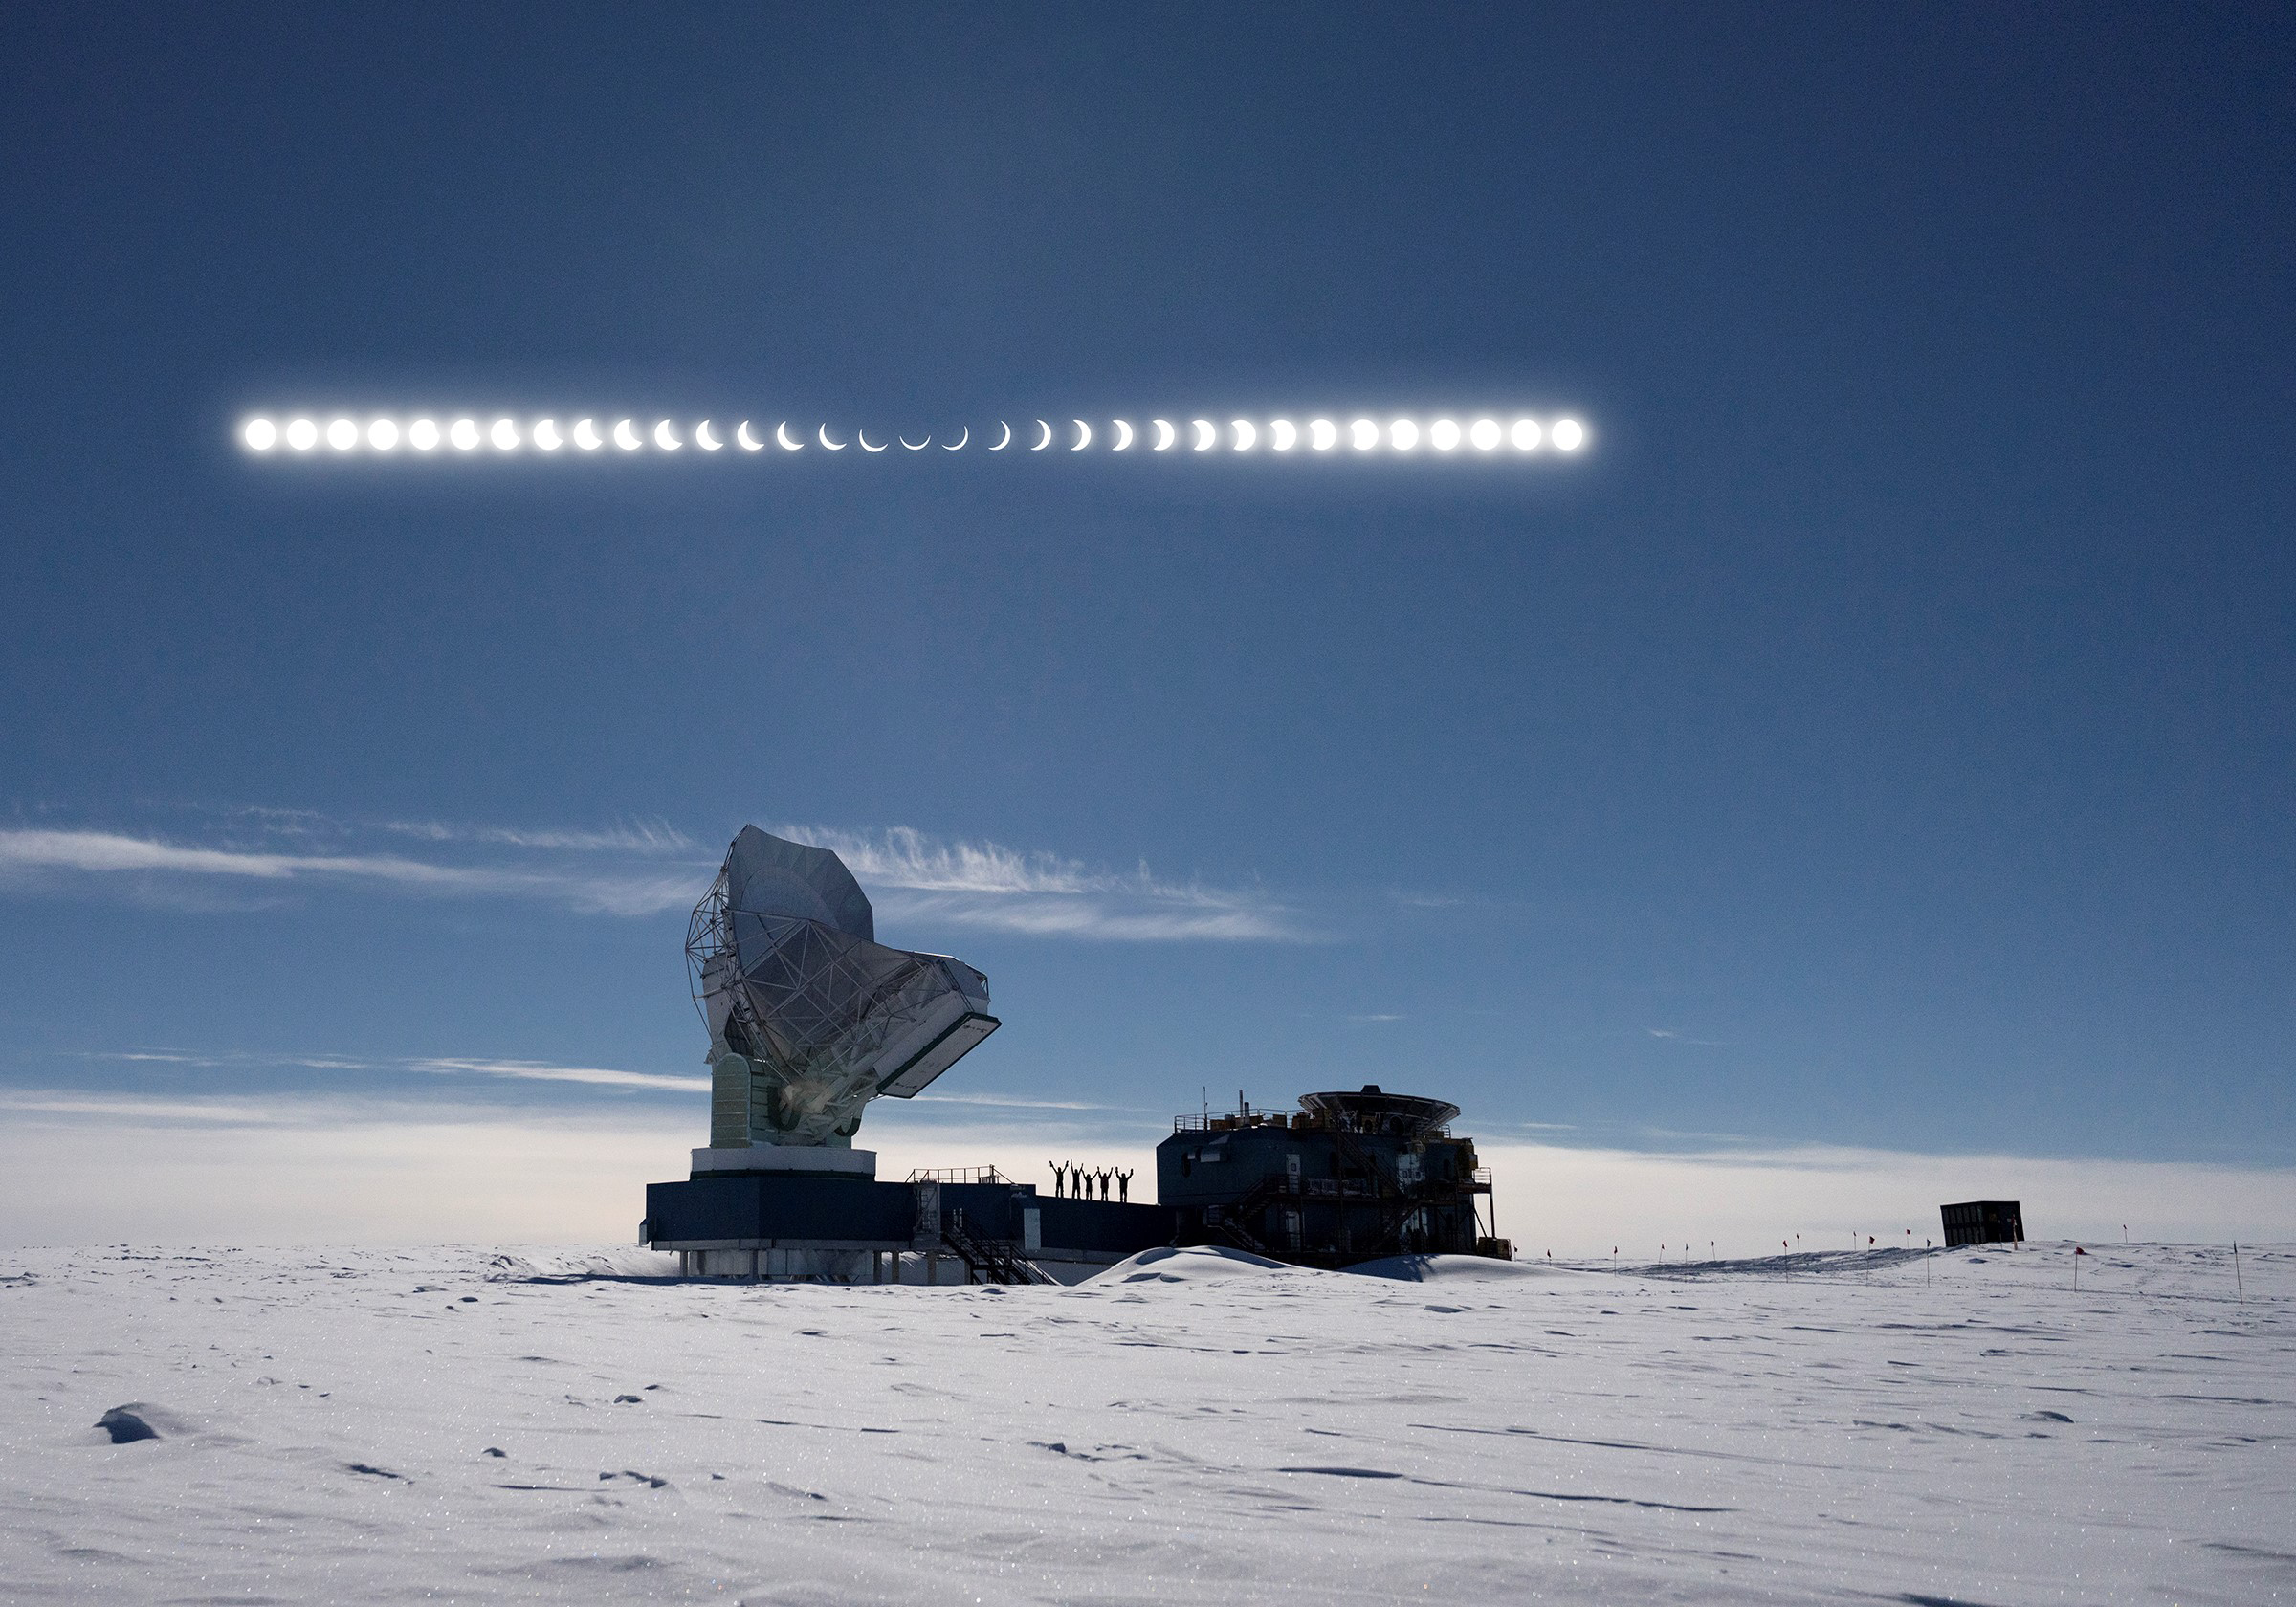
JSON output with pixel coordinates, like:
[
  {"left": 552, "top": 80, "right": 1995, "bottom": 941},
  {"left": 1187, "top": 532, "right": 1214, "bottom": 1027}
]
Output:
[
  {"left": 484, "top": 1247, "right": 688, "bottom": 1284},
  {"left": 1347, "top": 1251, "right": 1598, "bottom": 1283},
  {"left": 1, "top": 1241, "right": 2288, "bottom": 1603},
  {"left": 1102, "top": 1244, "right": 1294, "bottom": 1280}
]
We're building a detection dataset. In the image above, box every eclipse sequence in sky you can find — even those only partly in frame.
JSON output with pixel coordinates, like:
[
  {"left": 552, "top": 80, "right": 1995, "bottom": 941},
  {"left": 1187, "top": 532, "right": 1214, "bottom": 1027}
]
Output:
[{"left": 236, "top": 411, "right": 1589, "bottom": 459}]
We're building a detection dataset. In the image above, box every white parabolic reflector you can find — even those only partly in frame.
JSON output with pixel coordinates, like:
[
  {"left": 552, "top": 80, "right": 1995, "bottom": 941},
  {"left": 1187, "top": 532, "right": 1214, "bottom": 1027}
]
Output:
[{"left": 688, "top": 826, "right": 999, "bottom": 1148}]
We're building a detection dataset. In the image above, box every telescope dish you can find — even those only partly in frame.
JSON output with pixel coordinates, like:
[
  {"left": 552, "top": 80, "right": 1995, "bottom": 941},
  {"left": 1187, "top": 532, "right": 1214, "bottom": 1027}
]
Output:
[
  {"left": 688, "top": 826, "right": 999, "bottom": 1149},
  {"left": 720, "top": 825, "right": 874, "bottom": 941}
]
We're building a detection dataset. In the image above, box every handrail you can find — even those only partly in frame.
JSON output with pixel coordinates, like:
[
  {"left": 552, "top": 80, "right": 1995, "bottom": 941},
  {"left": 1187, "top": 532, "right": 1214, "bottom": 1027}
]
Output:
[
  {"left": 1173, "top": 1112, "right": 1452, "bottom": 1139},
  {"left": 906, "top": 1166, "right": 1010, "bottom": 1185},
  {"left": 939, "top": 1214, "right": 1050, "bottom": 1285},
  {"left": 1173, "top": 1110, "right": 1298, "bottom": 1134}
]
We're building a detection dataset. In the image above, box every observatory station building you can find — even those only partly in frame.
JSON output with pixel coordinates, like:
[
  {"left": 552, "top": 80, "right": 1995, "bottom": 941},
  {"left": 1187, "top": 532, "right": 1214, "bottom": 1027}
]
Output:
[
  {"left": 1159, "top": 1087, "right": 1507, "bottom": 1266},
  {"left": 642, "top": 827, "right": 1512, "bottom": 1282}
]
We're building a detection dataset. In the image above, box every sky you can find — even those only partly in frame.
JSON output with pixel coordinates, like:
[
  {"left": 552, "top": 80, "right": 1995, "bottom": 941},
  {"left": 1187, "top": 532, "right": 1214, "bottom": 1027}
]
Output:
[{"left": 3, "top": 3, "right": 2292, "bottom": 1248}]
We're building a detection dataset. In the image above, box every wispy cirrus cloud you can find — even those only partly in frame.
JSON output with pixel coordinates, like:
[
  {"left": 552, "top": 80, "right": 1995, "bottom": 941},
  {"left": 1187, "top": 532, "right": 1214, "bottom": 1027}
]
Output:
[
  {"left": 797, "top": 826, "right": 1133, "bottom": 897},
  {"left": 879, "top": 892, "right": 1298, "bottom": 940},
  {"left": 175, "top": 804, "right": 695, "bottom": 856},
  {"left": 376, "top": 819, "right": 695, "bottom": 854},
  {"left": 784, "top": 824, "right": 1308, "bottom": 942},
  {"left": 407, "top": 1057, "right": 709, "bottom": 1093},
  {"left": 69, "top": 1046, "right": 709, "bottom": 1094},
  {"left": 910, "top": 1090, "right": 1146, "bottom": 1113},
  {"left": 49, "top": 1055, "right": 1146, "bottom": 1134},
  {"left": 71, "top": 1045, "right": 1160, "bottom": 1118},
  {"left": 0, "top": 810, "right": 1308, "bottom": 940},
  {"left": 0, "top": 826, "right": 708, "bottom": 916},
  {"left": 0, "top": 1090, "right": 321, "bottom": 1127}
]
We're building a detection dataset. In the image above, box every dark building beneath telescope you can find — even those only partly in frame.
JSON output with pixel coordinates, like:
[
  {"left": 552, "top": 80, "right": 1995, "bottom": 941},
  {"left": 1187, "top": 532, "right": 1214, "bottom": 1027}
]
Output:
[{"left": 1159, "top": 1086, "right": 1510, "bottom": 1267}]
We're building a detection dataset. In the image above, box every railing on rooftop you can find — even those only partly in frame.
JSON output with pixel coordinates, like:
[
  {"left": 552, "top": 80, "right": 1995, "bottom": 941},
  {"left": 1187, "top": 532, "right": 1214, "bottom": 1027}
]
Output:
[
  {"left": 905, "top": 1166, "right": 1011, "bottom": 1185},
  {"left": 1173, "top": 1108, "right": 1298, "bottom": 1134},
  {"left": 1173, "top": 1110, "right": 1456, "bottom": 1139}
]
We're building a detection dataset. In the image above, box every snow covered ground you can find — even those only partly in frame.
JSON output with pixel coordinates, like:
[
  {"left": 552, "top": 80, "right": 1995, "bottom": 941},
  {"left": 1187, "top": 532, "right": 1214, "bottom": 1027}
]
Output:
[{"left": 3, "top": 1240, "right": 2288, "bottom": 1604}]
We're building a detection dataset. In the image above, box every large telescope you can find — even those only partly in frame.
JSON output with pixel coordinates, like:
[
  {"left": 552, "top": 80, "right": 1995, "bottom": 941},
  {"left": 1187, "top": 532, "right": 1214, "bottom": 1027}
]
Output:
[{"left": 687, "top": 826, "right": 1000, "bottom": 1152}]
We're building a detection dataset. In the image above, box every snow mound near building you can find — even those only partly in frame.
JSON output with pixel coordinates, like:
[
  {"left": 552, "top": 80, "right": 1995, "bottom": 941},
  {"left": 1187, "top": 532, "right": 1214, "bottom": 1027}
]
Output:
[
  {"left": 1095, "top": 1244, "right": 1306, "bottom": 1284},
  {"left": 482, "top": 1246, "right": 686, "bottom": 1283},
  {"left": 1346, "top": 1253, "right": 1595, "bottom": 1282}
]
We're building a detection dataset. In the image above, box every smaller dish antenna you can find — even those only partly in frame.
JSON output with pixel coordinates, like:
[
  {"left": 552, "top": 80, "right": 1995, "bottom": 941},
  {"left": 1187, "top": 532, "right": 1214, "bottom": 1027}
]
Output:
[{"left": 1296, "top": 1086, "right": 1460, "bottom": 1142}]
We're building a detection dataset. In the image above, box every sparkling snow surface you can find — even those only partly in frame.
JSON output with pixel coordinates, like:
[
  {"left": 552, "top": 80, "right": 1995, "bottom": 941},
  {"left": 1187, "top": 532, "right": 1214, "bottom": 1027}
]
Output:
[{"left": 3, "top": 1242, "right": 2288, "bottom": 1604}]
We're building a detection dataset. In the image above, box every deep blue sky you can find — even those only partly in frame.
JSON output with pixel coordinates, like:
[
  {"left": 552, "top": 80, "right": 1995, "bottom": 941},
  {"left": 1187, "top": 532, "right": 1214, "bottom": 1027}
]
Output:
[{"left": 3, "top": 3, "right": 2291, "bottom": 1180}]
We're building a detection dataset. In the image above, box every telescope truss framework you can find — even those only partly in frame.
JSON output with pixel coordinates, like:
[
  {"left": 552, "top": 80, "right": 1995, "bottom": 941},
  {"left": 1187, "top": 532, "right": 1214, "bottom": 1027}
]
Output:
[{"left": 688, "top": 866, "right": 974, "bottom": 1144}]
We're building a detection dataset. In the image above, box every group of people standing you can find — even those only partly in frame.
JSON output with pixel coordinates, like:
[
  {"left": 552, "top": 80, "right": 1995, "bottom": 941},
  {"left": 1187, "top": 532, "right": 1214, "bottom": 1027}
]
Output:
[{"left": 1049, "top": 1161, "right": 1132, "bottom": 1202}]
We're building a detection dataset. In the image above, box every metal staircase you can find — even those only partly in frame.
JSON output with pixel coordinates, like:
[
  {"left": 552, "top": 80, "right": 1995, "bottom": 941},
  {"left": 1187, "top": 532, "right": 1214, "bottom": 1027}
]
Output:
[
  {"left": 1203, "top": 1128, "right": 1458, "bottom": 1266},
  {"left": 940, "top": 1210, "right": 1052, "bottom": 1285},
  {"left": 1204, "top": 1176, "right": 1283, "bottom": 1255}
]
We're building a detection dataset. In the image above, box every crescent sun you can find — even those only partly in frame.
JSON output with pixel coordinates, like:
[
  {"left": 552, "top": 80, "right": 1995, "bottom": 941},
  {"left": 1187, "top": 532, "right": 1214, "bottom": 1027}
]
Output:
[
  {"left": 818, "top": 426, "right": 847, "bottom": 451},
  {"left": 653, "top": 420, "right": 682, "bottom": 451},
  {"left": 612, "top": 419, "right": 642, "bottom": 450},
  {"left": 899, "top": 433, "right": 930, "bottom": 450},
  {"left": 736, "top": 421, "right": 763, "bottom": 451},
  {"left": 1112, "top": 419, "right": 1134, "bottom": 451},
  {"left": 1191, "top": 419, "right": 1217, "bottom": 451},
  {"left": 573, "top": 418, "right": 603, "bottom": 450},
  {"left": 695, "top": 420, "right": 722, "bottom": 451},
  {"left": 942, "top": 427, "right": 968, "bottom": 451},
  {"left": 989, "top": 421, "right": 1012, "bottom": 451},
  {"left": 776, "top": 422, "right": 804, "bottom": 451},
  {"left": 1071, "top": 419, "right": 1092, "bottom": 451},
  {"left": 1030, "top": 419, "right": 1052, "bottom": 451},
  {"left": 1152, "top": 419, "right": 1176, "bottom": 451},
  {"left": 856, "top": 429, "right": 886, "bottom": 452}
]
